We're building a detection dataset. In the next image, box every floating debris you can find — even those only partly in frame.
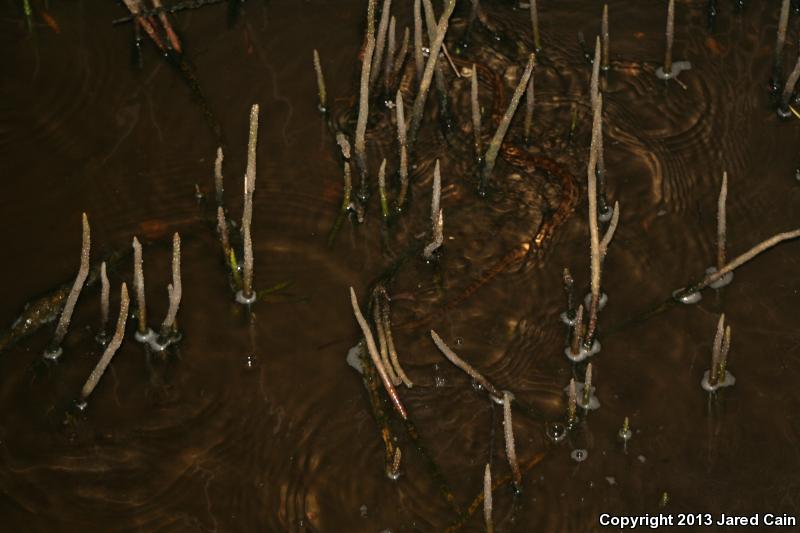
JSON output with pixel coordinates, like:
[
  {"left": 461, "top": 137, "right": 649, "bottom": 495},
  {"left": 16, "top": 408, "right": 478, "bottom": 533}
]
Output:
[{"left": 44, "top": 213, "right": 91, "bottom": 361}]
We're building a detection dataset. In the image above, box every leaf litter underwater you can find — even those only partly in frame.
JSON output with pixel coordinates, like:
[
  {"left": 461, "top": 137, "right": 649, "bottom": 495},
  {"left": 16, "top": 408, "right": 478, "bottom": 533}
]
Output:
[{"left": 2, "top": 0, "right": 800, "bottom": 531}]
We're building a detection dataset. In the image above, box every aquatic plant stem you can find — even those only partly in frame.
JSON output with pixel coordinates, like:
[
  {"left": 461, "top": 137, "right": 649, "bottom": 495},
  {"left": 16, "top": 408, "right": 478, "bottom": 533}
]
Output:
[
  {"left": 480, "top": 54, "right": 535, "bottom": 194},
  {"left": 717, "top": 172, "right": 727, "bottom": 270},
  {"left": 350, "top": 287, "right": 408, "bottom": 419},
  {"left": 46, "top": 213, "right": 91, "bottom": 358},
  {"left": 407, "top": 0, "right": 457, "bottom": 148},
  {"left": 312, "top": 49, "right": 327, "bottom": 113},
  {"left": 355, "top": 1, "right": 376, "bottom": 202},
  {"left": 80, "top": 283, "right": 130, "bottom": 402}
]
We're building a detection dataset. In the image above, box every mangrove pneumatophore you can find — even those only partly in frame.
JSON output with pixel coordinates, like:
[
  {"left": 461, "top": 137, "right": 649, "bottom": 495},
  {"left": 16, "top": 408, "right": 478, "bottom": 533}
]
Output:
[
  {"left": 778, "top": 49, "right": 800, "bottom": 118},
  {"left": 78, "top": 283, "right": 130, "bottom": 409},
  {"left": 237, "top": 103, "right": 259, "bottom": 305},
  {"left": 413, "top": 0, "right": 424, "bottom": 82},
  {"left": 483, "top": 463, "right": 494, "bottom": 533},
  {"left": 701, "top": 314, "right": 735, "bottom": 392},
  {"left": 375, "top": 286, "right": 413, "bottom": 387},
  {"left": 772, "top": 0, "right": 791, "bottom": 92},
  {"left": 154, "top": 232, "right": 182, "bottom": 350},
  {"left": 312, "top": 49, "right": 327, "bottom": 113},
  {"left": 523, "top": 65, "right": 535, "bottom": 145},
  {"left": 529, "top": 0, "right": 541, "bottom": 53},
  {"left": 675, "top": 228, "right": 800, "bottom": 303},
  {"left": 407, "top": 0, "right": 457, "bottom": 148},
  {"left": 430, "top": 329, "right": 502, "bottom": 402},
  {"left": 96, "top": 261, "right": 110, "bottom": 345},
  {"left": 44, "top": 213, "right": 91, "bottom": 361},
  {"left": 601, "top": 4, "right": 610, "bottom": 71},
  {"left": 370, "top": 0, "right": 392, "bottom": 89},
  {"left": 423, "top": 160, "right": 444, "bottom": 259},
  {"left": 470, "top": 64, "right": 482, "bottom": 164},
  {"left": 132, "top": 236, "right": 155, "bottom": 343},
  {"left": 704, "top": 171, "right": 733, "bottom": 288},
  {"left": 214, "top": 146, "right": 225, "bottom": 207},
  {"left": 349, "top": 286, "right": 408, "bottom": 419},
  {"left": 502, "top": 390, "right": 523, "bottom": 493},
  {"left": 372, "top": 286, "right": 400, "bottom": 385},
  {"left": 355, "top": 1, "right": 376, "bottom": 202},
  {"left": 395, "top": 90, "right": 410, "bottom": 211},
  {"left": 479, "top": 53, "right": 535, "bottom": 194}
]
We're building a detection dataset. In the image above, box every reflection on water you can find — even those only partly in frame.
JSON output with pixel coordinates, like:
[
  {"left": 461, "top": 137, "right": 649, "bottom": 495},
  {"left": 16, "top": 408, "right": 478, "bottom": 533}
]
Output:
[{"left": 2, "top": 0, "right": 800, "bottom": 531}]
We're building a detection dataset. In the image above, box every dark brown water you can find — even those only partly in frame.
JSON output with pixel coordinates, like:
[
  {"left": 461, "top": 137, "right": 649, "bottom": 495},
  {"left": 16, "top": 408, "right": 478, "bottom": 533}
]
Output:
[{"left": 2, "top": 0, "right": 800, "bottom": 531}]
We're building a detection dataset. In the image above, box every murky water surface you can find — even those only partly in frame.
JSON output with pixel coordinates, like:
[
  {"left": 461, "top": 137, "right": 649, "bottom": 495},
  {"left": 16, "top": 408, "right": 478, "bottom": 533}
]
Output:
[{"left": 2, "top": 1, "right": 800, "bottom": 531}]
